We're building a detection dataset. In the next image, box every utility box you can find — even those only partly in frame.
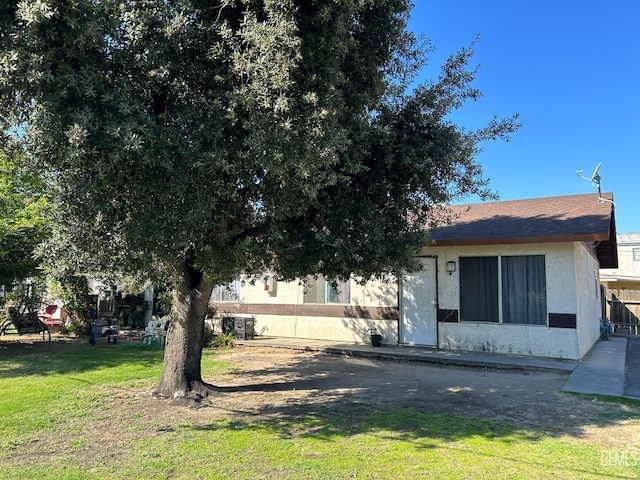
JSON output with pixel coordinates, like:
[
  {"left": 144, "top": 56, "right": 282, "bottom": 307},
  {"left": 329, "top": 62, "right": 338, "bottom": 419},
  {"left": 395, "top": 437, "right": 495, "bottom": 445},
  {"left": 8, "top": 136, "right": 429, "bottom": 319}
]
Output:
[{"left": 222, "top": 316, "right": 255, "bottom": 340}]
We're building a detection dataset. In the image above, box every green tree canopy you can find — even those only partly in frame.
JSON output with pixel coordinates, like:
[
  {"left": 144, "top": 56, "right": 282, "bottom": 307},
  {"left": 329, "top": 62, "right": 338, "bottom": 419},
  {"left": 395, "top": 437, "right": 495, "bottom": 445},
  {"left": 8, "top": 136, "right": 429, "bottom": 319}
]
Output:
[
  {"left": 0, "top": 0, "right": 519, "bottom": 400},
  {"left": 0, "top": 148, "right": 50, "bottom": 289}
]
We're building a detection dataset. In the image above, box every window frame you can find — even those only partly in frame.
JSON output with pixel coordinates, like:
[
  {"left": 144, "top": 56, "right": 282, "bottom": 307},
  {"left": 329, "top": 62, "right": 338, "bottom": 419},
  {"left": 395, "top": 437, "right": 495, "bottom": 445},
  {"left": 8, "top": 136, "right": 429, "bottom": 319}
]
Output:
[
  {"left": 211, "top": 279, "right": 243, "bottom": 303},
  {"left": 303, "top": 277, "right": 351, "bottom": 304},
  {"left": 459, "top": 254, "right": 548, "bottom": 326}
]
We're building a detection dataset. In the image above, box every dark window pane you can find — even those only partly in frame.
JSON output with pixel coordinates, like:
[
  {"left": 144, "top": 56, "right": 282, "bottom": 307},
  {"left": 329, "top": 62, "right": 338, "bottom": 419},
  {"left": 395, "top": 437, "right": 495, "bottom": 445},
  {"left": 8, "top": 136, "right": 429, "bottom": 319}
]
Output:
[
  {"left": 460, "top": 257, "right": 499, "bottom": 322},
  {"left": 501, "top": 255, "right": 547, "bottom": 325}
]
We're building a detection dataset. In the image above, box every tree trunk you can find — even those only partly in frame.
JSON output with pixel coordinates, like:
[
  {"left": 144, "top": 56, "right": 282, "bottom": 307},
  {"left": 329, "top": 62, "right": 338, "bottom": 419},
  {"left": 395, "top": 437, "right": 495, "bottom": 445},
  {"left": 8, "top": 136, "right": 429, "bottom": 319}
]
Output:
[{"left": 154, "top": 261, "right": 214, "bottom": 402}]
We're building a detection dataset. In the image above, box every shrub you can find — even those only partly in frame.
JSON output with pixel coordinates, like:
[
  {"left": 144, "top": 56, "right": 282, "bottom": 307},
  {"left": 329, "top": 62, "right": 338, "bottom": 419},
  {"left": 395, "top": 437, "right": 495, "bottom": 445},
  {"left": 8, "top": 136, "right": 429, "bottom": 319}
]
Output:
[{"left": 209, "top": 331, "right": 236, "bottom": 348}]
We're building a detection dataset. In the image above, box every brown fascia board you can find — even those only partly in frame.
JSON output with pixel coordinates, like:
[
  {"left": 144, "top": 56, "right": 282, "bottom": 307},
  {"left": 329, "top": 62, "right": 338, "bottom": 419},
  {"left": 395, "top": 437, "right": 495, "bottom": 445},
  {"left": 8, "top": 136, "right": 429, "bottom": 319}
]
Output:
[{"left": 429, "top": 232, "right": 611, "bottom": 247}]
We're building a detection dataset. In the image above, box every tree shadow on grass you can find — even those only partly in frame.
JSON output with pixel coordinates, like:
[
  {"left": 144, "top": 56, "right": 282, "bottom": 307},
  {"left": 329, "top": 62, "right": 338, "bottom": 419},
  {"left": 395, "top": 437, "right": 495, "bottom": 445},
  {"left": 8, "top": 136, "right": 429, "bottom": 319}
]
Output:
[
  {"left": 185, "top": 406, "right": 627, "bottom": 480},
  {"left": 2, "top": 336, "right": 640, "bottom": 476},
  {"left": 178, "top": 350, "right": 640, "bottom": 479},
  {"left": 0, "top": 336, "right": 164, "bottom": 378},
  {"left": 199, "top": 347, "right": 640, "bottom": 444}
]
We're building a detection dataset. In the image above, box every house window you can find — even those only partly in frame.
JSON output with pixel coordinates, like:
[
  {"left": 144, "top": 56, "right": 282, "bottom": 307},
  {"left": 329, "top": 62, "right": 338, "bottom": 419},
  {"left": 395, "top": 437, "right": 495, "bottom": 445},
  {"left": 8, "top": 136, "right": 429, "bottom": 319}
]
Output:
[
  {"left": 460, "top": 257, "right": 499, "bottom": 322},
  {"left": 633, "top": 248, "right": 640, "bottom": 261},
  {"left": 303, "top": 277, "right": 351, "bottom": 304},
  {"left": 460, "top": 255, "right": 547, "bottom": 325},
  {"left": 211, "top": 279, "right": 242, "bottom": 302},
  {"left": 501, "top": 255, "right": 547, "bottom": 325}
]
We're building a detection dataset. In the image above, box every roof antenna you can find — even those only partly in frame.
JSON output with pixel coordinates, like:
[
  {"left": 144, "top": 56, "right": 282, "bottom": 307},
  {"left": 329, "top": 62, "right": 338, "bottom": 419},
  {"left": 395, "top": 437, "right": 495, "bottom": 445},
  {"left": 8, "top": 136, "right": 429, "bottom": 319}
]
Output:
[{"left": 576, "top": 162, "right": 615, "bottom": 206}]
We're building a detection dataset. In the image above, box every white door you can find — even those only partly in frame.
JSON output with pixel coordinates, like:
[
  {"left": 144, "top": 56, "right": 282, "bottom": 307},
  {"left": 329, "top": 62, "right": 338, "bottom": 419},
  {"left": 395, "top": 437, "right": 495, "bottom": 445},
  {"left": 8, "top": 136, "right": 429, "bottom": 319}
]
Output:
[{"left": 401, "top": 257, "right": 438, "bottom": 346}]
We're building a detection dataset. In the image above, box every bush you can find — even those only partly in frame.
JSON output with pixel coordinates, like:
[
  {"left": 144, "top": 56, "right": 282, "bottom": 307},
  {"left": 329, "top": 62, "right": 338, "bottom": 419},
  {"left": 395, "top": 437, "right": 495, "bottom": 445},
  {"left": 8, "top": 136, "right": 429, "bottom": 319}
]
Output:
[
  {"left": 58, "top": 324, "right": 74, "bottom": 336},
  {"left": 209, "top": 331, "right": 236, "bottom": 348},
  {"left": 62, "top": 314, "right": 91, "bottom": 337}
]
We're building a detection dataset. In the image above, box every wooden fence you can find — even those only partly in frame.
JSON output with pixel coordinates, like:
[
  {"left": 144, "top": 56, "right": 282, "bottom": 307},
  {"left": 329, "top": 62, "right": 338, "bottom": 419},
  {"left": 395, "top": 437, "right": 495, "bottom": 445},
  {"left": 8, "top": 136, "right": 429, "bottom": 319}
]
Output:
[{"left": 605, "top": 288, "right": 640, "bottom": 335}]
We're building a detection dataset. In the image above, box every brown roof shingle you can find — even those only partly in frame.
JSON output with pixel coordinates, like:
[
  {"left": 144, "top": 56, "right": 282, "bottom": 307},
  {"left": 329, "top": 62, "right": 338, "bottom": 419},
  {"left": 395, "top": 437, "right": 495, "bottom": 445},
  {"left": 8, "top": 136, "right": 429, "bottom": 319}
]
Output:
[{"left": 429, "top": 192, "right": 618, "bottom": 267}]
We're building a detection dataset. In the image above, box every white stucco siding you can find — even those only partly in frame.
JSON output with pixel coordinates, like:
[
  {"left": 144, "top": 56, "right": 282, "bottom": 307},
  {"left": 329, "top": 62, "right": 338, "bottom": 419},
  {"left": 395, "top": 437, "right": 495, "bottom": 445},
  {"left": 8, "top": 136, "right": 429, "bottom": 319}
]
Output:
[
  {"left": 217, "top": 275, "right": 399, "bottom": 345},
  {"left": 573, "top": 243, "right": 603, "bottom": 357},
  {"left": 545, "top": 244, "right": 578, "bottom": 314},
  {"left": 215, "top": 240, "right": 594, "bottom": 359},
  {"left": 424, "top": 243, "right": 582, "bottom": 359},
  {"left": 429, "top": 243, "right": 578, "bottom": 314},
  {"left": 431, "top": 247, "right": 459, "bottom": 311},
  {"left": 238, "top": 277, "right": 398, "bottom": 307},
  {"left": 239, "top": 278, "right": 303, "bottom": 304},
  {"left": 252, "top": 314, "right": 398, "bottom": 344},
  {"left": 351, "top": 278, "right": 399, "bottom": 308},
  {"left": 439, "top": 322, "right": 579, "bottom": 359}
]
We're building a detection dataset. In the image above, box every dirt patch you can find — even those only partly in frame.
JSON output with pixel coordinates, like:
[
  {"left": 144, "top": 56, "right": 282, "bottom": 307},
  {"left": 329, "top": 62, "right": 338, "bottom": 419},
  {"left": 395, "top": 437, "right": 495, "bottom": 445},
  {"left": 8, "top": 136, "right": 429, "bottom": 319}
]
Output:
[
  {"left": 2, "top": 337, "right": 639, "bottom": 453},
  {"left": 196, "top": 346, "right": 639, "bottom": 449}
]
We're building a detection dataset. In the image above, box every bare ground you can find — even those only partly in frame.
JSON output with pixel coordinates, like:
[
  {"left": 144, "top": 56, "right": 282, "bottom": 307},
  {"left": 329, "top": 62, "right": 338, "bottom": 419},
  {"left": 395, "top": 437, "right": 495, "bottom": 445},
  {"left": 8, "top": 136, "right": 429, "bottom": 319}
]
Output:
[
  {"left": 3, "top": 336, "right": 640, "bottom": 459},
  {"left": 197, "top": 346, "right": 640, "bottom": 449}
]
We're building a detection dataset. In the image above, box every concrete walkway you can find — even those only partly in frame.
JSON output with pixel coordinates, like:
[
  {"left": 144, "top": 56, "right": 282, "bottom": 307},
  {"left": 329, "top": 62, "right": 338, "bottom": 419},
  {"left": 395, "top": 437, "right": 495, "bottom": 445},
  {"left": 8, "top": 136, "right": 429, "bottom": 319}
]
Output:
[
  {"left": 237, "top": 334, "right": 640, "bottom": 400},
  {"left": 563, "top": 337, "right": 627, "bottom": 397},
  {"left": 238, "top": 336, "right": 576, "bottom": 372}
]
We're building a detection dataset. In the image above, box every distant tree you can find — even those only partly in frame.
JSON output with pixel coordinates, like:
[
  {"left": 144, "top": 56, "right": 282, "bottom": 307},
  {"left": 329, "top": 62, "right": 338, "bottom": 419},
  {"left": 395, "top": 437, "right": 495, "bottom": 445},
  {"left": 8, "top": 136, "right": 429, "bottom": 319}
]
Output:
[
  {"left": 0, "top": 1, "right": 519, "bottom": 402},
  {"left": 0, "top": 148, "right": 50, "bottom": 291}
]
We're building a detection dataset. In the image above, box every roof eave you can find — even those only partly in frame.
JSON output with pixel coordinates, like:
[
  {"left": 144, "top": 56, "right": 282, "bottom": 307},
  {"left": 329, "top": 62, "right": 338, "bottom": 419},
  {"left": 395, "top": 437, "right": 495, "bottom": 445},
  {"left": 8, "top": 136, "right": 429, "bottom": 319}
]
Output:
[
  {"left": 595, "top": 211, "right": 618, "bottom": 269},
  {"left": 429, "top": 232, "right": 611, "bottom": 247}
]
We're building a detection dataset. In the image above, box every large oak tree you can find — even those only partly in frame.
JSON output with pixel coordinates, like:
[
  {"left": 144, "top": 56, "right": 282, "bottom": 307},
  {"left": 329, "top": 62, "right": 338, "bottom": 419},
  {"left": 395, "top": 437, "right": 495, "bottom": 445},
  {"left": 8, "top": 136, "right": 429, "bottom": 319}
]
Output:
[{"left": 0, "top": 0, "right": 519, "bottom": 402}]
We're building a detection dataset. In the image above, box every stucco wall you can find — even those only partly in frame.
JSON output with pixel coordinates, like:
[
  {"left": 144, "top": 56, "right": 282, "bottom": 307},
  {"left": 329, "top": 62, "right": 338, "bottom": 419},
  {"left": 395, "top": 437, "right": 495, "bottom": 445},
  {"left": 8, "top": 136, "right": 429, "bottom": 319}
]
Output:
[
  {"left": 573, "top": 242, "right": 602, "bottom": 357},
  {"left": 238, "top": 277, "right": 398, "bottom": 308},
  {"left": 215, "top": 276, "right": 399, "bottom": 344},
  {"left": 249, "top": 314, "right": 398, "bottom": 344},
  {"left": 213, "top": 240, "right": 597, "bottom": 359},
  {"left": 428, "top": 243, "right": 577, "bottom": 313},
  {"left": 439, "top": 323, "right": 579, "bottom": 359},
  {"left": 424, "top": 243, "right": 583, "bottom": 360}
]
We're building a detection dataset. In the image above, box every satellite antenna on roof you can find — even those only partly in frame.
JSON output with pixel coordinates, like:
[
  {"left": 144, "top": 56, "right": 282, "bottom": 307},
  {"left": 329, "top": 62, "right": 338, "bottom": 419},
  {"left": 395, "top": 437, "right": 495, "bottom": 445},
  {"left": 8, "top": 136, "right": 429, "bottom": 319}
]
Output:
[
  {"left": 576, "top": 161, "right": 601, "bottom": 185},
  {"left": 576, "top": 162, "right": 614, "bottom": 206}
]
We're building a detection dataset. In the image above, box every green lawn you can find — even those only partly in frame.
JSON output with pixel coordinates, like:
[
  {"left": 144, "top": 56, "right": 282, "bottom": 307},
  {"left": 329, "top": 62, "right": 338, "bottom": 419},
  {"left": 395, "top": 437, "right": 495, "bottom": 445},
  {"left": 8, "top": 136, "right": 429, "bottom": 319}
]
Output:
[{"left": 0, "top": 338, "right": 638, "bottom": 479}]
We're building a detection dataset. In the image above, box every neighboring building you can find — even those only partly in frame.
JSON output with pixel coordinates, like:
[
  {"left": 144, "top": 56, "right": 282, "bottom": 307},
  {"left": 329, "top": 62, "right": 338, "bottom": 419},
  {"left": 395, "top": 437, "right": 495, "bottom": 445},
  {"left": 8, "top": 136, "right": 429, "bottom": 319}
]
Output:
[
  {"left": 212, "top": 192, "right": 617, "bottom": 361},
  {"left": 600, "top": 233, "right": 640, "bottom": 331}
]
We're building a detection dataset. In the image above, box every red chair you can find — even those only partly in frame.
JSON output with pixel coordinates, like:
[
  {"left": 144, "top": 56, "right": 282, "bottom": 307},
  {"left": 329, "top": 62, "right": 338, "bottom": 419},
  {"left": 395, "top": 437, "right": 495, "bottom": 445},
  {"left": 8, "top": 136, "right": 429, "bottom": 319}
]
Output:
[{"left": 39, "top": 305, "right": 64, "bottom": 327}]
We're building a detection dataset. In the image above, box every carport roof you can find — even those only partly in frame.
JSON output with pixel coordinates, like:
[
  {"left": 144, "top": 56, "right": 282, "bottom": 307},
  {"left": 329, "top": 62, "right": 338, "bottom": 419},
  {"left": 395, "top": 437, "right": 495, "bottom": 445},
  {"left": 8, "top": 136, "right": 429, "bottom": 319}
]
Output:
[{"left": 429, "top": 192, "right": 618, "bottom": 268}]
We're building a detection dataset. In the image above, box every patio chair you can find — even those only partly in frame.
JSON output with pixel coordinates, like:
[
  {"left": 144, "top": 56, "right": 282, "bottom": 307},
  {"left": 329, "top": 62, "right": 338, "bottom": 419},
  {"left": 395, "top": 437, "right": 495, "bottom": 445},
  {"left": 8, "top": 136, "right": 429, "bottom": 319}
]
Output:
[
  {"left": 156, "top": 317, "right": 168, "bottom": 346},
  {"left": 141, "top": 320, "right": 159, "bottom": 345}
]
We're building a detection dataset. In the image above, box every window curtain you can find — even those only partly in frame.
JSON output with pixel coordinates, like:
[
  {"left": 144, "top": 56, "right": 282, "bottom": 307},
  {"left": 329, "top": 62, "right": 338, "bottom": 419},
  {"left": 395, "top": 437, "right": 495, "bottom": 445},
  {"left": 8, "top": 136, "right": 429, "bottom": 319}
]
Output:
[
  {"left": 501, "top": 255, "right": 547, "bottom": 325},
  {"left": 303, "top": 277, "right": 325, "bottom": 303},
  {"left": 303, "top": 277, "right": 351, "bottom": 304},
  {"left": 327, "top": 280, "right": 351, "bottom": 304},
  {"left": 212, "top": 279, "right": 242, "bottom": 302},
  {"left": 460, "top": 257, "right": 499, "bottom": 322}
]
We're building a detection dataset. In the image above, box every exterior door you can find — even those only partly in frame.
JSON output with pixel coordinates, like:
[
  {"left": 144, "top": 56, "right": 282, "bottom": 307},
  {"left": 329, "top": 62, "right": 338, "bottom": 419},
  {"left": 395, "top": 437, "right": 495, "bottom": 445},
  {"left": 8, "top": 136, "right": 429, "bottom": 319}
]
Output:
[{"left": 401, "top": 257, "right": 438, "bottom": 346}]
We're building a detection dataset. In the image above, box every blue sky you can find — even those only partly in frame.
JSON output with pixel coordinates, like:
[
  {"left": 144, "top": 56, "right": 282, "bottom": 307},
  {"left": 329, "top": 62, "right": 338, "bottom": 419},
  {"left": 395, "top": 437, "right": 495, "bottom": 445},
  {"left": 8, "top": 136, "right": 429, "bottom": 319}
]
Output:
[{"left": 408, "top": 1, "right": 639, "bottom": 234}]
